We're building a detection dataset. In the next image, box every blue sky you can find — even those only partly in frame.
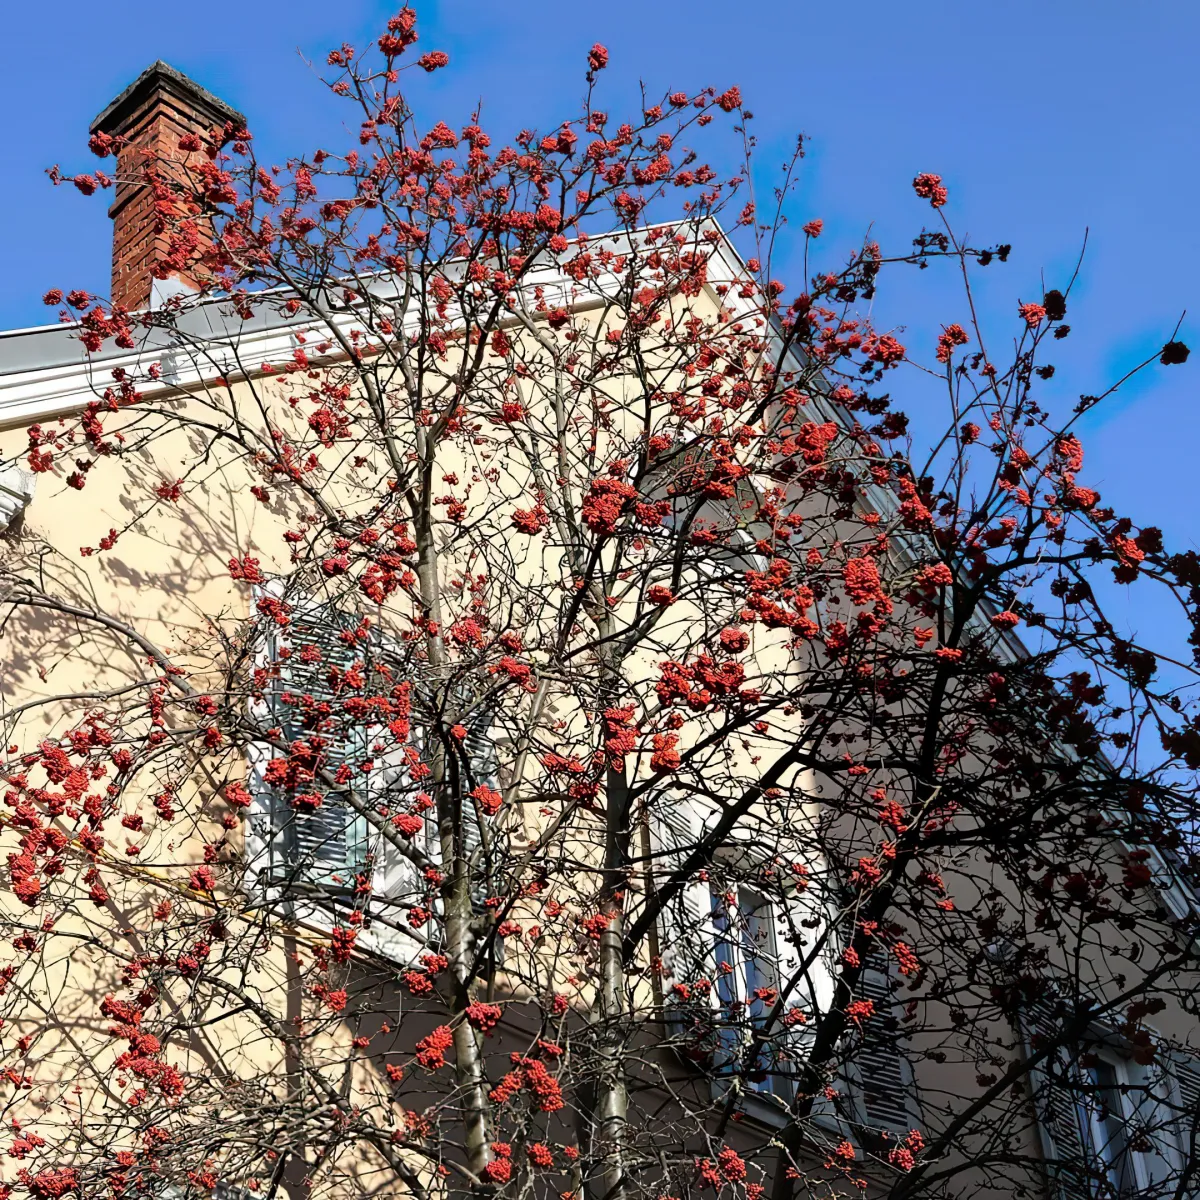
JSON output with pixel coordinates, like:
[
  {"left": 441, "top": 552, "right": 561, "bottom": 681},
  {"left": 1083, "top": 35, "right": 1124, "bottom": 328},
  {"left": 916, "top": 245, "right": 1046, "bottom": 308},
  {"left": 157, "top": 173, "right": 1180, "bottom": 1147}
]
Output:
[{"left": 3, "top": 0, "right": 1197, "bottom": 597}]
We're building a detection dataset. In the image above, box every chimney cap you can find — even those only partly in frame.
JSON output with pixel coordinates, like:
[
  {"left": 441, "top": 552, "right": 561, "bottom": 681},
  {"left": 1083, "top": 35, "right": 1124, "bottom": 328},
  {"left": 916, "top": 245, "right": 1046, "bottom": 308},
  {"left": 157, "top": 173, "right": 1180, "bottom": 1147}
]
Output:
[{"left": 90, "top": 60, "right": 245, "bottom": 137}]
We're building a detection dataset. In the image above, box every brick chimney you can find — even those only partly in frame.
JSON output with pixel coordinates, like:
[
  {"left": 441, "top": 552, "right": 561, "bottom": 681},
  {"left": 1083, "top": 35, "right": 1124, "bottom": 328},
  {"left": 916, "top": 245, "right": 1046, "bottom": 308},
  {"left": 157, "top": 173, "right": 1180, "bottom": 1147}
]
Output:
[{"left": 90, "top": 62, "right": 244, "bottom": 312}]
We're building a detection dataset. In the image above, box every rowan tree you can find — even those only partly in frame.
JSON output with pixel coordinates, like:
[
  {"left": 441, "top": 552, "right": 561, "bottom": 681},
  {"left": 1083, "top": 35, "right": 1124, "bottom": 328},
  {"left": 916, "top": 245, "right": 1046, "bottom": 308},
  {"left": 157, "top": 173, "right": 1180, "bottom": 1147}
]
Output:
[{"left": 1, "top": 12, "right": 1199, "bottom": 1200}]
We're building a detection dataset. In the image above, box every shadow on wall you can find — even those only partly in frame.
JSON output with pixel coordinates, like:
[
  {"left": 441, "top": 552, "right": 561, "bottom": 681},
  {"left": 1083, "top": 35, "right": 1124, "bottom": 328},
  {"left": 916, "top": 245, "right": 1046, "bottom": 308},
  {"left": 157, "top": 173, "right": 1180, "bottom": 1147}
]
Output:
[{"left": 1, "top": 439, "right": 255, "bottom": 726}]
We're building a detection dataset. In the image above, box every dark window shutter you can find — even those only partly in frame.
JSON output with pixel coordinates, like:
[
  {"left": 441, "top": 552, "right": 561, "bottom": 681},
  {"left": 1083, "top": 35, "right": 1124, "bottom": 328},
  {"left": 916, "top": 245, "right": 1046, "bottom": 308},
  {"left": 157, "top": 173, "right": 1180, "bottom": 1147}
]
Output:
[
  {"left": 1174, "top": 1054, "right": 1200, "bottom": 1118},
  {"left": 267, "top": 607, "right": 369, "bottom": 893},
  {"left": 1017, "top": 991, "right": 1092, "bottom": 1200},
  {"left": 1172, "top": 1054, "right": 1200, "bottom": 1188},
  {"left": 855, "top": 953, "right": 917, "bottom": 1136}
]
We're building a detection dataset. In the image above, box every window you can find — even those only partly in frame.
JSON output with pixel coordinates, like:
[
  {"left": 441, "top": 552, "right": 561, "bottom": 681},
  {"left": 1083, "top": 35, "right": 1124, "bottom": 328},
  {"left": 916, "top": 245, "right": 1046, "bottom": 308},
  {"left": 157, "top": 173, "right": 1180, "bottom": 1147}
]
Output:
[
  {"left": 649, "top": 794, "right": 822, "bottom": 1107},
  {"left": 159, "top": 1183, "right": 258, "bottom": 1200},
  {"left": 1075, "top": 1056, "right": 1147, "bottom": 1200},
  {"left": 649, "top": 797, "right": 919, "bottom": 1129},
  {"left": 245, "top": 589, "right": 506, "bottom": 967},
  {"left": 245, "top": 591, "right": 430, "bottom": 949},
  {"left": 1021, "top": 993, "right": 1194, "bottom": 1200},
  {"left": 0, "top": 463, "right": 34, "bottom": 534},
  {"left": 660, "top": 495, "right": 765, "bottom": 578},
  {"left": 710, "top": 883, "right": 793, "bottom": 1101},
  {"left": 647, "top": 440, "right": 767, "bottom": 579}
]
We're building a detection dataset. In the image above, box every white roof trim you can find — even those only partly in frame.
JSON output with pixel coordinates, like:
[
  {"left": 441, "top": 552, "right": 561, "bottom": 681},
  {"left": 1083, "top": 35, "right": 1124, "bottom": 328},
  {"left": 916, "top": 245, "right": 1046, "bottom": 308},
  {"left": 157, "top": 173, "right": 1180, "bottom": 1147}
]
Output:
[{"left": 0, "top": 218, "right": 732, "bottom": 431}]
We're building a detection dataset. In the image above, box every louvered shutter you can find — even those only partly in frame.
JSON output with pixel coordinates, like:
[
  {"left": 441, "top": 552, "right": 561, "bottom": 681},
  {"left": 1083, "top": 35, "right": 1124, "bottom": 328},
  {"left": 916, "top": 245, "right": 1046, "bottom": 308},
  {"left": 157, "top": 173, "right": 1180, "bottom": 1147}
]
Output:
[
  {"left": 1016, "top": 991, "right": 1092, "bottom": 1200},
  {"left": 1172, "top": 1055, "right": 1200, "bottom": 1197},
  {"left": 267, "top": 607, "right": 369, "bottom": 894},
  {"left": 854, "top": 952, "right": 918, "bottom": 1136}
]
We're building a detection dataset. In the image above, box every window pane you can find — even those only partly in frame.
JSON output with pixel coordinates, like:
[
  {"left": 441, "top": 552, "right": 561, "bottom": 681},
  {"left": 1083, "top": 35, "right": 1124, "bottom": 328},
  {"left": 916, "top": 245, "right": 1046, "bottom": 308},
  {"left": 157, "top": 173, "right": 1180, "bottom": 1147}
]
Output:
[
  {"left": 741, "top": 886, "right": 791, "bottom": 1100},
  {"left": 709, "top": 889, "right": 743, "bottom": 1073},
  {"left": 740, "top": 887, "right": 777, "bottom": 1023},
  {"left": 1082, "top": 1061, "right": 1139, "bottom": 1200}
]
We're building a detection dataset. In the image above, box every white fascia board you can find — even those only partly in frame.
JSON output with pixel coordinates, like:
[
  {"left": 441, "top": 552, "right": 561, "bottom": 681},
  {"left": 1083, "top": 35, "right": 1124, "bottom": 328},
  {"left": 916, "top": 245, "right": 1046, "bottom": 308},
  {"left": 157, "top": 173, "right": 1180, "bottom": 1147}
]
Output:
[
  {"left": 0, "top": 316, "right": 313, "bottom": 431},
  {"left": 0, "top": 217, "right": 717, "bottom": 432}
]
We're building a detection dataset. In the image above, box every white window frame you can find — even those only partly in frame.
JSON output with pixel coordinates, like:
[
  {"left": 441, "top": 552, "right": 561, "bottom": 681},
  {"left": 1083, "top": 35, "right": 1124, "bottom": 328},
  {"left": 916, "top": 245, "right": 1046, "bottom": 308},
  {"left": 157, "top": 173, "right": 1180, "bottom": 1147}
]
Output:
[
  {"left": 708, "top": 879, "right": 795, "bottom": 1103},
  {"left": 1075, "top": 1051, "right": 1153, "bottom": 1199},
  {"left": 0, "top": 463, "right": 34, "bottom": 533},
  {"left": 1026, "top": 1006, "right": 1192, "bottom": 1200},
  {"left": 699, "top": 834, "right": 840, "bottom": 1111},
  {"left": 650, "top": 798, "right": 861, "bottom": 1129}
]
